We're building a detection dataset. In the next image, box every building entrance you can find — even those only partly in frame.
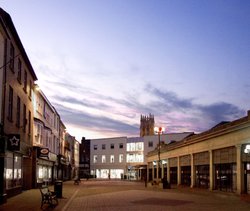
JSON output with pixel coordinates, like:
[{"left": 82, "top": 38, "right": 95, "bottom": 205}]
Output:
[
  {"left": 181, "top": 166, "right": 191, "bottom": 186},
  {"left": 195, "top": 165, "right": 209, "bottom": 188},
  {"left": 214, "top": 163, "right": 236, "bottom": 192},
  {"left": 170, "top": 167, "right": 177, "bottom": 184}
]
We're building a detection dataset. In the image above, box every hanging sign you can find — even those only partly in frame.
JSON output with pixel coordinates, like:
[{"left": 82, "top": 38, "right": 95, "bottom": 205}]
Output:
[
  {"left": 39, "top": 147, "right": 49, "bottom": 158},
  {"left": 7, "top": 134, "right": 20, "bottom": 151}
]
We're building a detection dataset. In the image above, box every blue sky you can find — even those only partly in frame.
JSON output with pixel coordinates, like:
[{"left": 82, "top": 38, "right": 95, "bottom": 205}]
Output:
[{"left": 1, "top": 0, "right": 250, "bottom": 141}]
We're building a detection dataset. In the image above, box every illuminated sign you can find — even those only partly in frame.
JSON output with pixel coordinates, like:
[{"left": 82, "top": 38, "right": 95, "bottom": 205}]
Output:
[
  {"left": 7, "top": 134, "right": 20, "bottom": 151},
  {"left": 244, "top": 145, "right": 250, "bottom": 154}
]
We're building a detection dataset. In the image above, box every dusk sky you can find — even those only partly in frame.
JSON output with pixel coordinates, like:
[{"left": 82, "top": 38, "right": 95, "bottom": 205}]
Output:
[{"left": 1, "top": 0, "right": 250, "bottom": 141}]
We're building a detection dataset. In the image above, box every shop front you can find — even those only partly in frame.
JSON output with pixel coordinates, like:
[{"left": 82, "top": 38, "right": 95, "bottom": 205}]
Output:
[
  {"left": 195, "top": 165, "right": 209, "bottom": 188},
  {"left": 33, "top": 147, "right": 57, "bottom": 187},
  {"left": 213, "top": 147, "right": 237, "bottom": 193},
  {"left": 1, "top": 134, "right": 33, "bottom": 199}
]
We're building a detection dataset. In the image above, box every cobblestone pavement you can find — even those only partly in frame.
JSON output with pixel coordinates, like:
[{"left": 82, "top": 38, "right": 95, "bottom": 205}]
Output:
[{"left": 1, "top": 180, "right": 250, "bottom": 211}]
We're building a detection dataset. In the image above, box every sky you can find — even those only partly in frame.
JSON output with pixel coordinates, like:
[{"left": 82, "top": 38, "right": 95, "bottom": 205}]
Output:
[{"left": 1, "top": 0, "right": 250, "bottom": 141}]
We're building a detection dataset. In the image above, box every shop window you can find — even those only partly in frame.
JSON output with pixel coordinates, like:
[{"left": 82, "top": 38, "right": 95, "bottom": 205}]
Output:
[
  {"left": 6, "top": 152, "right": 22, "bottom": 189},
  {"left": 37, "top": 165, "right": 52, "bottom": 184}
]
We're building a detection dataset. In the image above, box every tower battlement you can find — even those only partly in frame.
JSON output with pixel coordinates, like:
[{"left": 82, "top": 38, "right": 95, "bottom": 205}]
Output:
[{"left": 140, "top": 114, "right": 155, "bottom": 137}]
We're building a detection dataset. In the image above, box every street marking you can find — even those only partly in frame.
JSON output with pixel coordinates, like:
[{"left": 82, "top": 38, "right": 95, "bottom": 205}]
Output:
[{"left": 61, "top": 189, "right": 79, "bottom": 211}]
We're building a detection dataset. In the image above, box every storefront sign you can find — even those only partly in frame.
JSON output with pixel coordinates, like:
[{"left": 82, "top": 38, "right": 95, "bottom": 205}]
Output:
[
  {"left": 7, "top": 134, "right": 20, "bottom": 151},
  {"left": 39, "top": 148, "right": 49, "bottom": 158}
]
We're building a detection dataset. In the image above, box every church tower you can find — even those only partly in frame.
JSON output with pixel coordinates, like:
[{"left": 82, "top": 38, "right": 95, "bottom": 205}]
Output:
[{"left": 140, "top": 114, "right": 155, "bottom": 137}]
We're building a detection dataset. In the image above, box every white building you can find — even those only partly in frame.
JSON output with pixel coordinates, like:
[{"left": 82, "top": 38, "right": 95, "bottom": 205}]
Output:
[
  {"left": 89, "top": 132, "right": 193, "bottom": 180},
  {"left": 90, "top": 137, "right": 127, "bottom": 179},
  {"left": 127, "top": 132, "right": 194, "bottom": 180}
]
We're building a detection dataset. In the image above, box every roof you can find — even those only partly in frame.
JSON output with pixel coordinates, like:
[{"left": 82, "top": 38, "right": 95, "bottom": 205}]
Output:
[{"left": 0, "top": 8, "right": 37, "bottom": 80}]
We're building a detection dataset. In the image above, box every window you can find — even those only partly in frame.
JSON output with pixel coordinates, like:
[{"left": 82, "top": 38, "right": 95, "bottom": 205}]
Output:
[
  {"left": 126, "top": 153, "right": 144, "bottom": 163},
  {"left": 148, "top": 141, "right": 153, "bottom": 147},
  {"left": 110, "top": 155, "right": 114, "bottom": 163},
  {"left": 29, "top": 80, "right": 32, "bottom": 99},
  {"left": 119, "top": 143, "right": 123, "bottom": 149},
  {"left": 93, "top": 155, "right": 97, "bottom": 163},
  {"left": 17, "top": 58, "right": 22, "bottom": 83},
  {"left": 9, "top": 43, "right": 15, "bottom": 71},
  {"left": 23, "top": 104, "right": 26, "bottom": 132},
  {"left": 16, "top": 96, "right": 20, "bottom": 128},
  {"left": 23, "top": 71, "right": 27, "bottom": 92},
  {"left": 119, "top": 154, "right": 123, "bottom": 163},
  {"left": 110, "top": 144, "right": 114, "bottom": 149},
  {"left": 8, "top": 86, "right": 13, "bottom": 121},
  {"left": 102, "top": 144, "right": 106, "bottom": 150},
  {"left": 28, "top": 110, "right": 31, "bottom": 134},
  {"left": 94, "top": 145, "right": 97, "bottom": 150},
  {"left": 102, "top": 155, "right": 106, "bottom": 163},
  {"left": 6, "top": 152, "right": 22, "bottom": 189}
]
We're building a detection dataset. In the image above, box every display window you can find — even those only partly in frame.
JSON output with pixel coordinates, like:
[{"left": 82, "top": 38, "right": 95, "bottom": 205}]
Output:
[
  {"left": 215, "top": 163, "right": 236, "bottom": 192},
  {"left": 195, "top": 165, "right": 209, "bottom": 188},
  {"left": 6, "top": 152, "right": 22, "bottom": 189},
  {"left": 37, "top": 165, "right": 52, "bottom": 184}
]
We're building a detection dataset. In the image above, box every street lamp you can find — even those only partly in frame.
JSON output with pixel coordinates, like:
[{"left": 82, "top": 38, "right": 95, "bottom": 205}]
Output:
[{"left": 154, "top": 126, "right": 165, "bottom": 179}]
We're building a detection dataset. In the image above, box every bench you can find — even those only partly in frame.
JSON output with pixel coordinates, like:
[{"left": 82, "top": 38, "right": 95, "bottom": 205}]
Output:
[{"left": 39, "top": 186, "right": 58, "bottom": 208}]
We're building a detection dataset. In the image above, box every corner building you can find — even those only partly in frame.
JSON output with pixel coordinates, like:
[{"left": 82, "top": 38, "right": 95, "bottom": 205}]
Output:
[
  {"left": 0, "top": 8, "right": 37, "bottom": 202},
  {"left": 90, "top": 137, "right": 127, "bottom": 179}
]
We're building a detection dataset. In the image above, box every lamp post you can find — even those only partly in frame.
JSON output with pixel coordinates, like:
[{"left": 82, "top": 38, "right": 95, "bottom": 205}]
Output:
[{"left": 154, "top": 126, "right": 165, "bottom": 180}]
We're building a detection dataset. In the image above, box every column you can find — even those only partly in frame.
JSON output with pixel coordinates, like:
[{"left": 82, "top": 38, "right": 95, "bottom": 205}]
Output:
[
  {"left": 190, "top": 153, "right": 195, "bottom": 188},
  {"left": 161, "top": 162, "right": 164, "bottom": 179},
  {"left": 146, "top": 163, "right": 149, "bottom": 183},
  {"left": 236, "top": 144, "right": 243, "bottom": 194},
  {"left": 177, "top": 157, "right": 181, "bottom": 185},
  {"left": 156, "top": 161, "right": 159, "bottom": 180},
  {"left": 209, "top": 150, "right": 213, "bottom": 191},
  {"left": 167, "top": 158, "right": 170, "bottom": 182}
]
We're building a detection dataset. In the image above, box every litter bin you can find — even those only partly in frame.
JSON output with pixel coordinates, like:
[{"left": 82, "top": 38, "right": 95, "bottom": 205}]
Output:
[{"left": 54, "top": 180, "right": 63, "bottom": 198}]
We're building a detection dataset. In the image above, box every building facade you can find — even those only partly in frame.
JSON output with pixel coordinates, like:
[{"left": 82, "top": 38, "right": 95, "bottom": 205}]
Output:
[
  {"left": 65, "top": 133, "right": 80, "bottom": 180},
  {"left": 90, "top": 137, "right": 127, "bottom": 179},
  {"left": 87, "top": 133, "right": 194, "bottom": 181},
  {"left": 79, "top": 137, "right": 90, "bottom": 179},
  {"left": 0, "top": 8, "right": 37, "bottom": 202},
  {"left": 127, "top": 132, "right": 194, "bottom": 181},
  {"left": 32, "top": 85, "right": 60, "bottom": 187},
  {"left": 147, "top": 111, "right": 250, "bottom": 195}
]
